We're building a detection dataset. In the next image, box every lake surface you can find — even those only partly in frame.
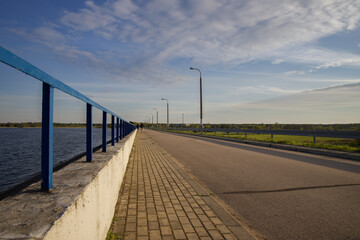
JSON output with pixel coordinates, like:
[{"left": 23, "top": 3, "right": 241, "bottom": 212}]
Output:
[{"left": 0, "top": 128, "right": 112, "bottom": 194}]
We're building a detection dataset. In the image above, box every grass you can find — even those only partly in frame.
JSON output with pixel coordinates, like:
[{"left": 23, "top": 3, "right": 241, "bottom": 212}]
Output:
[
  {"left": 106, "top": 231, "right": 123, "bottom": 240},
  {"left": 168, "top": 130, "right": 360, "bottom": 153}
]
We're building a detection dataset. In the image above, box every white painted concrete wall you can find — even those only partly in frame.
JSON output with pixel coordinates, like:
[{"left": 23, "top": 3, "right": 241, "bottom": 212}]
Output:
[{"left": 43, "top": 130, "right": 136, "bottom": 240}]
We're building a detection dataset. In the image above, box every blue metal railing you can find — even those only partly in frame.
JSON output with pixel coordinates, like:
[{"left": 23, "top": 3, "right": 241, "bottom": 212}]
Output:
[{"left": 0, "top": 46, "right": 136, "bottom": 191}]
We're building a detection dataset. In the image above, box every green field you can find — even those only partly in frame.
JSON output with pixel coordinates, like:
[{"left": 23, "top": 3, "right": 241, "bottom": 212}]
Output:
[{"left": 167, "top": 130, "right": 360, "bottom": 153}]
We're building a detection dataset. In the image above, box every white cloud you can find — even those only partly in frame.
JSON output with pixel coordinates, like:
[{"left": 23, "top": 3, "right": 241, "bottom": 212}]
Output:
[
  {"left": 288, "top": 78, "right": 360, "bottom": 84},
  {"left": 250, "top": 82, "right": 360, "bottom": 110},
  {"left": 284, "top": 70, "right": 306, "bottom": 76},
  {"left": 10, "top": 26, "right": 65, "bottom": 45},
  {"left": 60, "top": 1, "right": 117, "bottom": 36},
  {"left": 53, "top": 45, "right": 99, "bottom": 63},
  {"left": 11, "top": 25, "right": 100, "bottom": 65},
  {"left": 314, "top": 58, "right": 360, "bottom": 69},
  {"left": 207, "top": 82, "right": 360, "bottom": 123},
  {"left": 58, "top": 0, "right": 360, "bottom": 63},
  {"left": 282, "top": 46, "right": 360, "bottom": 75},
  {"left": 33, "top": 26, "right": 66, "bottom": 43},
  {"left": 271, "top": 59, "right": 284, "bottom": 64},
  {"left": 240, "top": 85, "right": 303, "bottom": 94},
  {"left": 10, "top": 0, "right": 360, "bottom": 84}
]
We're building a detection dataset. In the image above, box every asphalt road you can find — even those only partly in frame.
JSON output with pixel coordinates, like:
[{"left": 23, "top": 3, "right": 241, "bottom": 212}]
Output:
[{"left": 144, "top": 130, "right": 360, "bottom": 240}]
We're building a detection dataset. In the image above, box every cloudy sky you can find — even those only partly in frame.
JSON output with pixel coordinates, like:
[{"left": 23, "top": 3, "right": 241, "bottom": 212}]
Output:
[{"left": 0, "top": 0, "right": 360, "bottom": 124}]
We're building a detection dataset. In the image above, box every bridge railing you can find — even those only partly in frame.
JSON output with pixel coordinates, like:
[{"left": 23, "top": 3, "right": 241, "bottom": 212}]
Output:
[
  {"left": 158, "top": 127, "right": 360, "bottom": 143},
  {"left": 0, "top": 46, "right": 136, "bottom": 191}
]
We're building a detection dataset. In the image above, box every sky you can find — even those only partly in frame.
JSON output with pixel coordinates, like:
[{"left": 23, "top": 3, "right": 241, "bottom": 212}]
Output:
[{"left": 0, "top": 0, "right": 360, "bottom": 124}]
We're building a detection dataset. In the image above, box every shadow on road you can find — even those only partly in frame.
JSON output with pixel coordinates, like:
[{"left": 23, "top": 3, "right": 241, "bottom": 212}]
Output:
[{"left": 220, "top": 183, "right": 360, "bottom": 195}]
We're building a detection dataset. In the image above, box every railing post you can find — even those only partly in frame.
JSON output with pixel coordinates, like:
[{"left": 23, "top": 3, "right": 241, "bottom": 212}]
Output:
[
  {"left": 116, "top": 118, "right": 119, "bottom": 142},
  {"left": 124, "top": 122, "right": 126, "bottom": 137},
  {"left": 111, "top": 115, "right": 115, "bottom": 146},
  {"left": 41, "top": 83, "right": 54, "bottom": 191},
  {"left": 120, "top": 120, "right": 123, "bottom": 140},
  {"left": 102, "top": 111, "right": 107, "bottom": 152},
  {"left": 86, "top": 103, "right": 93, "bottom": 162},
  {"left": 119, "top": 119, "right": 123, "bottom": 140}
]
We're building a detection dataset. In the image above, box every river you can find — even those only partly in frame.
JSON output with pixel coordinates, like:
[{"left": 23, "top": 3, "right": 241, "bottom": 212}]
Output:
[{"left": 0, "top": 128, "right": 112, "bottom": 194}]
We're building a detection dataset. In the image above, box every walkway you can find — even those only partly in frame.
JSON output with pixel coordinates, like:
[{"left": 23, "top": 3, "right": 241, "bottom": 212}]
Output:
[{"left": 107, "top": 132, "right": 256, "bottom": 240}]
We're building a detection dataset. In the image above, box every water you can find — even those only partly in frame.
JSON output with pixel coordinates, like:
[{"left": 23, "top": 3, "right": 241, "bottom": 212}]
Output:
[{"left": 0, "top": 128, "right": 112, "bottom": 194}]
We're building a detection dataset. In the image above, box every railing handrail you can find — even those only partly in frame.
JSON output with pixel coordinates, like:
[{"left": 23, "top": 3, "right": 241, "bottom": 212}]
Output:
[
  {"left": 0, "top": 46, "right": 124, "bottom": 121},
  {"left": 0, "top": 45, "right": 136, "bottom": 192}
]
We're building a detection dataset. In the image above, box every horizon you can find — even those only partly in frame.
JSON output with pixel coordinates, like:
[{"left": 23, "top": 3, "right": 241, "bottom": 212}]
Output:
[
  {"left": 1, "top": 0, "right": 360, "bottom": 124},
  {"left": 1, "top": 122, "right": 360, "bottom": 126}
]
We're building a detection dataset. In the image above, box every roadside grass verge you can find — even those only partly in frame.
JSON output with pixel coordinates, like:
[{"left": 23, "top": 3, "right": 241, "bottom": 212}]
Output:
[{"left": 166, "top": 130, "right": 360, "bottom": 153}]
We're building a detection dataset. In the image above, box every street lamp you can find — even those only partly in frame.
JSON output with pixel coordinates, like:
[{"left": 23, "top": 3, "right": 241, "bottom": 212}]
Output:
[
  {"left": 153, "top": 108, "right": 158, "bottom": 126},
  {"left": 161, "top": 98, "right": 169, "bottom": 127},
  {"left": 190, "top": 67, "right": 203, "bottom": 135}
]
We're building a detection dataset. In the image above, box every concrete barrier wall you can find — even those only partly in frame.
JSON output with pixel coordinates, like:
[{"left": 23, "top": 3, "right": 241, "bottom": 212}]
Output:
[
  {"left": 0, "top": 130, "right": 137, "bottom": 240},
  {"left": 44, "top": 130, "right": 136, "bottom": 240}
]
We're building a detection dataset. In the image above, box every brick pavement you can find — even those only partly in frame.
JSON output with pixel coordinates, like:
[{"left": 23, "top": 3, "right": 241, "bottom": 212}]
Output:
[{"left": 107, "top": 132, "right": 256, "bottom": 240}]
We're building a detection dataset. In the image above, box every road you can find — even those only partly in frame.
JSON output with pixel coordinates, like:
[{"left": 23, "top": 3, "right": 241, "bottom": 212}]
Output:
[{"left": 144, "top": 130, "right": 360, "bottom": 240}]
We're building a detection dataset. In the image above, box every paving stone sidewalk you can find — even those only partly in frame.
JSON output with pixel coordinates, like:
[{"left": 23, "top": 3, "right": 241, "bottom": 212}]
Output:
[{"left": 107, "top": 132, "right": 256, "bottom": 240}]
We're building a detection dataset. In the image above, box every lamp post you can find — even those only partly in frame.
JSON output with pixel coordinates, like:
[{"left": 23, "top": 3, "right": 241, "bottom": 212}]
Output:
[
  {"left": 190, "top": 67, "right": 203, "bottom": 135},
  {"left": 161, "top": 98, "right": 169, "bottom": 127},
  {"left": 153, "top": 108, "right": 158, "bottom": 126}
]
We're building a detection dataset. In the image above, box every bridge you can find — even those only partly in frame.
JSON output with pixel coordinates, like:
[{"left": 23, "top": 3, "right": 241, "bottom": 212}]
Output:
[
  {"left": 0, "top": 47, "right": 360, "bottom": 240},
  {"left": 141, "top": 130, "right": 360, "bottom": 239}
]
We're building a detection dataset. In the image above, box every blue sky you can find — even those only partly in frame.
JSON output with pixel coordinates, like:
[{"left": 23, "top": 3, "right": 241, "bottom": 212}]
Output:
[{"left": 0, "top": 0, "right": 360, "bottom": 124}]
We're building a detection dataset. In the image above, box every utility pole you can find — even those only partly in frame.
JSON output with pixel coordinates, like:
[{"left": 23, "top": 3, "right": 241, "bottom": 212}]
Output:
[
  {"left": 190, "top": 67, "right": 203, "bottom": 135},
  {"left": 161, "top": 98, "right": 169, "bottom": 127}
]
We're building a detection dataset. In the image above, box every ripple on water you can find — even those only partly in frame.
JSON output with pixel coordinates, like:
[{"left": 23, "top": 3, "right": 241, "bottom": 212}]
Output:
[{"left": 0, "top": 128, "right": 112, "bottom": 194}]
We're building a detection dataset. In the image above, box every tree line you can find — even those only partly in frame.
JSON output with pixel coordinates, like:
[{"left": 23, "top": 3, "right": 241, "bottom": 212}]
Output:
[{"left": 2, "top": 122, "right": 360, "bottom": 131}]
